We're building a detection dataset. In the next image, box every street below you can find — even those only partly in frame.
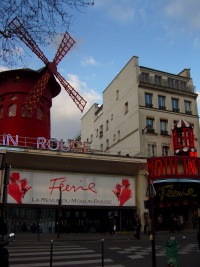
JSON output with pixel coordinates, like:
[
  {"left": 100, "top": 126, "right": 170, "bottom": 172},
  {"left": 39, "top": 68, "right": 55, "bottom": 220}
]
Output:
[{"left": 7, "top": 232, "right": 200, "bottom": 267}]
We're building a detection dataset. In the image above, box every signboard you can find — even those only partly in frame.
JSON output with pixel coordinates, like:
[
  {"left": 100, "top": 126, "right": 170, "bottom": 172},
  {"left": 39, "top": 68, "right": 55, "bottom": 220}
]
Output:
[
  {"left": 147, "top": 156, "right": 200, "bottom": 180},
  {"left": 154, "top": 183, "right": 198, "bottom": 202},
  {"left": 7, "top": 170, "right": 135, "bottom": 207},
  {"left": 0, "top": 134, "right": 90, "bottom": 153}
]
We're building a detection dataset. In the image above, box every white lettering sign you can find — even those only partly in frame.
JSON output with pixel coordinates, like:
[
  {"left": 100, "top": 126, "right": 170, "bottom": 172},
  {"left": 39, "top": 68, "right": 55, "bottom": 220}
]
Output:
[{"left": 0, "top": 134, "right": 90, "bottom": 153}]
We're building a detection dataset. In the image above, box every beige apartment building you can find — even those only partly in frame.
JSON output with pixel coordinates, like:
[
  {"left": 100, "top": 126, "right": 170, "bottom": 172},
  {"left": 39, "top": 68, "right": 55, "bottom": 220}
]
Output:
[{"left": 81, "top": 56, "right": 199, "bottom": 158}]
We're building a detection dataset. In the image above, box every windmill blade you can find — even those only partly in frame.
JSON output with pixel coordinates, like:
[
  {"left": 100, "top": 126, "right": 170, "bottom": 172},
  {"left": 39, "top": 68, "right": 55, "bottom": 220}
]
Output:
[
  {"left": 23, "top": 70, "right": 51, "bottom": 114},
  {"left": 54, "top": 32, "right": 76, "bottom": 66},
  {"left": 55, "top": 72, "right": 87, "bottom": 112},
  {"left": 8, "top": 17, "right": 49, "bottom": 65}
]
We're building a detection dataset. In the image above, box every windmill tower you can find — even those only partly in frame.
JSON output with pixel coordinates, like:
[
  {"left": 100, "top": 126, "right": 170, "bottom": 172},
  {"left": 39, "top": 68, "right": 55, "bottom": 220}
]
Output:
[
  {"left": 0, "top": 17, "right": 87, "bottom": 145},
  {"left": 0, "top": 68, "right": 60, "bottom": 144}
]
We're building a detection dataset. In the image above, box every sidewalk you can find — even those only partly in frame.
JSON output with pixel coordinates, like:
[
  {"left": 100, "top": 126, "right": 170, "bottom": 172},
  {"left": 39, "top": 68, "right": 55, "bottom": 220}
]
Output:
[{"left": 13, "top": 229, "right": 198, "bottom": 243}]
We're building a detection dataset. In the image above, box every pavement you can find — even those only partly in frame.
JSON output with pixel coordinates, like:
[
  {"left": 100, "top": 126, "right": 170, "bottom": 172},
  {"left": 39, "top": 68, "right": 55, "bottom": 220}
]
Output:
[{"left": 11, "top": 228, "right": 198, "bottom": 243}]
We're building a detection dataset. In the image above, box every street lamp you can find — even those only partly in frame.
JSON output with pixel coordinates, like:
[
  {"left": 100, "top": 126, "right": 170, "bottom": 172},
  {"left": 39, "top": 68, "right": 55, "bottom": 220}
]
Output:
[
  {"left": 0, "top": 153, "right": 11, "bottom": 237},
  {"left": 57, "top": 186, "right": 62, "bottom": 239},
  {"left": 146, "top": 178, "right": 157, "bottom": 267}
]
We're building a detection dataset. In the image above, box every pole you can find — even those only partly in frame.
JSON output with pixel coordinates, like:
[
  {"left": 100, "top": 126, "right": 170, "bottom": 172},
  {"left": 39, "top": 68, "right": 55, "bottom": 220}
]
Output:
[
  {"left": 101, "top": 238, "right": 104, "bottom": 267},
  {"left": 37, "top": 208, "right": 40, "bottom": 242},
  {"left": 147, "top": 176, "right": 157, "bottom": 267},
  {"left": 57, "top": 186, "right": 62, "bottom": 239},
  {"left": 2, "top": 164, "right": 11, "bottom": 236},
  {"left": 50, "top": 240, "right": 53, "bottom": 267}
]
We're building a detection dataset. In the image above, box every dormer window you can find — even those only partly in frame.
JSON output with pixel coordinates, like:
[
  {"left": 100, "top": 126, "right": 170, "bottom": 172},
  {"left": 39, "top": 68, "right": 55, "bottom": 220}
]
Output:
[
  {"left": 8, "top": 103, "right": 17, "bottom": 117},
  {"left": 37, "top": 107, "right": 43, "bottom": 120},
  {"left": 21, "top": 107, "right": 32, "bottom": 118}
]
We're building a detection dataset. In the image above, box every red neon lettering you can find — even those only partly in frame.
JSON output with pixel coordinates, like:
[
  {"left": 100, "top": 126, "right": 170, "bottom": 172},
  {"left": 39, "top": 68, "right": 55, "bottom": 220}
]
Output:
[{"left": 49, "top": 177, "right": 97, "bottom": 195}]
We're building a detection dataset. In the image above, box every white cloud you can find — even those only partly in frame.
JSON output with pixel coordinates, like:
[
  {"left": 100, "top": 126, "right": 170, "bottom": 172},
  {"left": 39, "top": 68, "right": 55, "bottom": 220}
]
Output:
[
  {"left": 81, "top": 56, "right": 100, "bottom": 66},
  {"left": 194, "top": 38, "right": 200, "bottom": 48},
  {"left": 94, "top": 0, "right": 135, "bottom": 24},
  {"left": 51, "top": 74, "right": 102, "bottom": 140},
  {"left": 0, "top": 66, "right": 9, "bottom": 72},
  {"left": 164, "top": 0, "right": 200, "bottom": 30}
]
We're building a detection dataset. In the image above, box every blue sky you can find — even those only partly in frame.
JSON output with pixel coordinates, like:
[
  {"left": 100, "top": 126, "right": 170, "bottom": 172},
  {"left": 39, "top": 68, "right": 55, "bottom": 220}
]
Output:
[{"left": 2, "top": 0, "right": 200, "bottom": 140}]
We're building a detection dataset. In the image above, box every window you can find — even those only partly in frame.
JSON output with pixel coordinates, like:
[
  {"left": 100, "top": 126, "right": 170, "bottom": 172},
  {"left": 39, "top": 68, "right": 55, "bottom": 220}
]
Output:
[
  {"left": 116, "top": 90, "right": 119, "bottom": 100},
  {"left": 100, "top": 125, "right": 103, "bottom": 138},
  {"left": 174, "top": 80, "right": 179, "bottom": 89},
  {"left": 106, "top": 139, "right": 109, "bottom": 148},
  {"left": 155, "top": 75, "right": 161, "bottom": 85},
  {"left": 158, "top": 95, "right": 166, "bottom": 110},
  {"left": 145, "top": 93, "right": 153, "bottom": 108},
  {"left": 180, "top": 81, "right": 186, "bottom": 90},
  {"left": 111, "top": 114, "right": 113, "bottom": 120},
  {"left": 37, "top": 107, "right": 43, "bottom": 120},
  {"left": 146, "top": 118, "right": 154, "bottom": 133},
  {"left": 141, "top": 72, "right": 149, "bottom": 82},
  {"left": 21, "top": 107, "right": 32, "bottom": 118},
  {"left": 162, "top": 145, "right": 170, "bottom": 156},
  {"left": 124, "top": 102, "right": 128, "bottom": 114},
  {"left": 100, "top": 144, "right": 103, "bottom": 152},
  {"left": 113, "top": 134, "right": 116, "bottom": 141},
  {"left": 96, "top": 129, "right": 98, "bottom": 137},
  {"left": 8, "top": 103, "right": 17, "bottom": 117},
  {"left": 106, "top": 120, "right": 109, "bottom": 131},
  {"left": 172, "top": 98, "right": 179, "bottom": 112},
  {"left": 148, "top": 143, "right": 157, "bottom": 157},
  {"left": 91, "top": 134, "right": 93, "bottom": 143},
  {"left": 160, "top": 120, "right": 168, "bottom": 135},
  {"left": 0, "top": 106, "right": 3, "bottom": 119},
  {"left": 184, "top": 100, "right": 192, "bottom": 114},
  {"left": 118, "top": 151, "right": 121, "bottom": 156},
  {"left": 168, "top": 78, "right": 174, "bottom": 88}
]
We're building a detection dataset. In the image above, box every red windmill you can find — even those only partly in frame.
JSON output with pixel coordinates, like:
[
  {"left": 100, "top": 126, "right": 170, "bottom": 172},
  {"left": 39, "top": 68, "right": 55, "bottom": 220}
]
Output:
[{"left": 8, "top": 17, "right": 87, "bottom": 114}]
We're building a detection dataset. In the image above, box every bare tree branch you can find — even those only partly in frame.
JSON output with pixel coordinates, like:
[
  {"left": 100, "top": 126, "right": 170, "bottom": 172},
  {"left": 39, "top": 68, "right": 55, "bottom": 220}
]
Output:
[{"left": 0, "top": 0, "right": 94, "bottom": 68}]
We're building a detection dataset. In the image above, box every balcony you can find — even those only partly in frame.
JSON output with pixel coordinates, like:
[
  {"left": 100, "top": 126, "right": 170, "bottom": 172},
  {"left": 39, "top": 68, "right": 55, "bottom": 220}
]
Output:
[
  {"left": 160, "top": 130, "right": 168, "bottom": 135},
  {"left": 185, "top": 110, "right": 192, "bottom": 115},
  {"left": 146, "top": 128, "right": 155, "bottom": 134},
  {"left": 159, "top": 106, "right": 166, "bottom": 110},
  {"left": 145, "top": 103, "right": 153, "bottom": 108},
  {"left": 172, "top": 108, "right": 180, "bottom": 113},
  {"left": 139, "top": 75, "right": 195, "bottom": 93}
]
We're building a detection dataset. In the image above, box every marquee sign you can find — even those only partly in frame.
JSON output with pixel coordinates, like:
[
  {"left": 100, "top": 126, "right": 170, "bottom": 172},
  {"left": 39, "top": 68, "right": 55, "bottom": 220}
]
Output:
[
  {"left": 7, "top": 170, "right": 136, "bottom": 207},
  {"left": 0, "top": 134, "right": 90, "bottom": 153},
  {"left": 147, "top": 156, "right": 200, "bottom": 180}
]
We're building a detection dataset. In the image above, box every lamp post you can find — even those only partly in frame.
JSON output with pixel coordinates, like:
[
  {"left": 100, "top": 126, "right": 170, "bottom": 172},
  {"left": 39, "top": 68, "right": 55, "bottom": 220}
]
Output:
[
  {"left": 146, "top": 177, "right": 157, "bottom": 267},
  {"left": 0, "top": 158, "right": 11, "bottom": 237},
  {"left": 57, "top": 186, "right": 62, "bottom": 239}
]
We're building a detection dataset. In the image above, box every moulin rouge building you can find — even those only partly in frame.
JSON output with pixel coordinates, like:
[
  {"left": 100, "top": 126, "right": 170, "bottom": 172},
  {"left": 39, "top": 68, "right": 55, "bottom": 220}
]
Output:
[
  {"left": 0, "top": 68, "right": 146, "bottom": 234},
  {"left": 0, "top": 69, "right": 200, "bottom": 233}
]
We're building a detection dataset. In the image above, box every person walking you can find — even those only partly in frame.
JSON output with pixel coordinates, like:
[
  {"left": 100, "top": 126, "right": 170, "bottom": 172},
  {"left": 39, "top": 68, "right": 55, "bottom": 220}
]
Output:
[
  {"left": 144, "top": 213, "right": 151, "bottom": 235},
  {"left": 134, "top": 215, "right": 141, "bottom": 240}
]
